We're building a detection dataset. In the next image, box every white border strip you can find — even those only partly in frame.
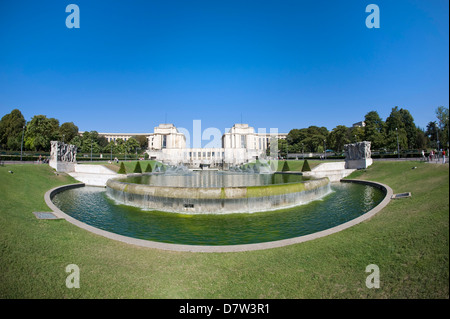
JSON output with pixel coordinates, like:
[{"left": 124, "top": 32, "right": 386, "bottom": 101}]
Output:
[{"left": 44, "top": 180, "right": 393, "bottom": 253}]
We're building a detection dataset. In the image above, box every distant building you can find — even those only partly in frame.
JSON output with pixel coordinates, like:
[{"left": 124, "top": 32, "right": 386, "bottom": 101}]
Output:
[
  {"left": 78, "top": 132, "right": 151, "bottom": 143},
  {"left": 352, "top": 121, "right": 366, "bottom": 128},
  {"left": 146, "top": 123, "right": 287, "bottom": 168},
  {"left": 86, "top": 123, "right": 287, "bottom": 168}
]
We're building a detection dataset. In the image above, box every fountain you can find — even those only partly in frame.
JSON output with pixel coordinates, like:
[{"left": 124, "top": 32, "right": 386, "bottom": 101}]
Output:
[
  {"left": 48, "top": 160, "right": 390, "bottom": 249},
  {"left": 106, "top": 168, "right": 331, "bottom": 214}
]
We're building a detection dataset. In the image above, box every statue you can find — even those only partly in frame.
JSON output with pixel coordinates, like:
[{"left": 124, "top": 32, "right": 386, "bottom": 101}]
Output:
[
  {"left": 49, "top": 141, "right": 77, "bottom": 172},
  {"left": 344, "top": 141, "right": 372, "bottom": 169}
]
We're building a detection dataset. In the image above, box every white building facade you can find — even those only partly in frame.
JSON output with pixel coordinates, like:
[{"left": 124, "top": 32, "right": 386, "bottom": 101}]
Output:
[{"left": 146, "top": 123, "right": 286, "bottom": 168}]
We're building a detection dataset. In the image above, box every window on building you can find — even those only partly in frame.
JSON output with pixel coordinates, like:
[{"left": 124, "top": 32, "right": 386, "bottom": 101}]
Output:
[
  {"left": 162, "top": 135, "right": 167, "bottom": 149},
  {"left": 241, "top": 135, "right": 246, "bottom": 148}
]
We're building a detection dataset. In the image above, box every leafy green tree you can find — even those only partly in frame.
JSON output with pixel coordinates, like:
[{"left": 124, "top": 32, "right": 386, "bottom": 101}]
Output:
[
  {"left": 329, "top": 125, "right": 350, "bottom": 152},
  {"left": 80, "top": 131, "right": 101, "bottom": 154},
  {"left": 24, "top": 115, "right": 60, "bottom": 151},
  {"left": 278, "top": 139, "right": 288, "bottom": 157},
  {"left": 384, "top": 107, "right": 409, "bottom": 151},
  {"left": 70, "top": 135, "right": 82, "bottom": 150},
  {"left": 59, "top": 122, "right": 79, "bottom": 143},
  {"left": 125, "top": 137, "right": 140, "bottom": 154},
  {"left": 414, "top": 127, "right": 427, "bottom": 150},
  {"left": 399, "top": 108, "right": 417, "bottom": 149},
  {"left": 133, "top": 135, "right": 148, "bottom": 150},
  {"left": 426, "top": 121, "right": 440, "bottom": 149},
  {"left": 363, "top": 111, "right": 385, "bottom": 149},
  {"left": 115, "top": 138, "right": 126, "bottom": 154},
  {"left": 435, "top": 106, "right": 449, "bottom": 149},
  {"left": 0, "top": 109, "right": 26, "bottom": 150}
]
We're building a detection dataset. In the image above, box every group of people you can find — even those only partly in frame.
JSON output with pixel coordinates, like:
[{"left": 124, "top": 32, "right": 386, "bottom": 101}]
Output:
[
  {"left": 108, "top": 157, "right": 120, "bottom": 164},
  {"left": 37, "top": 154, "right": 49, "bottom": 164},
  {"left": 422, "top": 149, "right": 447, "bottom": 164}
]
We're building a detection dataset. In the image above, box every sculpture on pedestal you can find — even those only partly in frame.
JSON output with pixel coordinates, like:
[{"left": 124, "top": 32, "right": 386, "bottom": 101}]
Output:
[
  {"left": 49, "top": 141, "right": 77, "bottom": 172},
  {"left": 344, "top": 141, "right": 373, "bottom": 169}
]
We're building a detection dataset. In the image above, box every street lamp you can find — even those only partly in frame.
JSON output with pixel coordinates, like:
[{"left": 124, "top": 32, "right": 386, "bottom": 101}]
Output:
[
  {"left": 20, "top": 125, "right": 25, "bottom": 161},
  {"left": 396, "top": 128, "right": 400, "bottom": 159},
  {"left": 324, "top": 139, "right": 327, "bottom": 160},
  {"left": 286, "top": 142, "right": 288, "bottom": 161}
]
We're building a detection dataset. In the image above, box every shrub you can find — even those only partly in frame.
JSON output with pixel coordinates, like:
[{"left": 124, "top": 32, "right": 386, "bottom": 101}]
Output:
[
  {"left": 133, "top": 161, "right": 142, "bottom": 173},
  {"left": 118, "top": 162, "right": 127, "bottom": 174},
  {"left": 282, "top": 161, "right": 290, "bottom": 172},
  {"left": 145, "top": 163, "right": 152, "bottom": 172},
  {"left": 301, "top": 159, "right": 311, "bottom": 172}
]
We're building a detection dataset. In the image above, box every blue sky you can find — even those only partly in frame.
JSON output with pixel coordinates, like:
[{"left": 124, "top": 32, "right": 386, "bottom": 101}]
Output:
[{"left": 0, "top": 0, "right": 448, "bottom": 136}]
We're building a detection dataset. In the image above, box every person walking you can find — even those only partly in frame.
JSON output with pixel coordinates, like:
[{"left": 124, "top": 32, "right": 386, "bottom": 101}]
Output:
[{"left": 443, "top": 150, "right": 446, "bottom": 164}]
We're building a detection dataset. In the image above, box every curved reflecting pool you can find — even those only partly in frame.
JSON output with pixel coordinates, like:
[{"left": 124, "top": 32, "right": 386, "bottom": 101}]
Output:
[{"left": 52, "top": 182, "right": 384, "bottom": 246}]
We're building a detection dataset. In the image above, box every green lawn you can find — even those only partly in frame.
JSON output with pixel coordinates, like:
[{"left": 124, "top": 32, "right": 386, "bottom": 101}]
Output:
[{"left": 0, "top": 161, "right": 448, "bottom": 298}]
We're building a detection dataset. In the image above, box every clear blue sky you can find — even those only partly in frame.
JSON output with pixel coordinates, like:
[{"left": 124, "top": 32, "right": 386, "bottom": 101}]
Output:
[{"left": 0, "top": 0, "right": 448, "bottom": 136}]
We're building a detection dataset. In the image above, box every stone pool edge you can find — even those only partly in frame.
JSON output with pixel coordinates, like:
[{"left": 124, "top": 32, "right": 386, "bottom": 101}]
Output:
[{"left": 44, "top": 179, "right": 393, "bottom": 253}]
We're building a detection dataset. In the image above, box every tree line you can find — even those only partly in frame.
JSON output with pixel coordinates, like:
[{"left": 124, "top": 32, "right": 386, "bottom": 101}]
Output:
[
  {"left": 0, "top": 109, "right": 147, "bottom": 154},
  {"left": 0, "top": 106, "right": 448, "bottom": 156},
  {"left": 279, "top": 106, "right": 449, "bottom": 156}
]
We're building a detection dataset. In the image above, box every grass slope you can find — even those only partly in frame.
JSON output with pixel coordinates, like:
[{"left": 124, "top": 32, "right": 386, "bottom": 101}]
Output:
[{"left": 0, "top": 161, "right": 448, "bottom": 298}]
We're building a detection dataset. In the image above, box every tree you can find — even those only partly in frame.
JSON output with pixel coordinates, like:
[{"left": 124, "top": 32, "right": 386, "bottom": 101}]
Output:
[
  {"left": 414, "top": 127, "right": 427, "bottom": 150},
  {"left": 80, "top": 131, "right": 100, "bottom": 154},
  {"left": 399, "top": 108, "right": 417, "bottom": 149},
  {"left": 285, "top": 126, "right": 328, "bottom": 153},
  {"left": 0, "top": 109, "right": 26, "bottom": 150},
  {"left": 363, "top": 111, "right": 385, "bottom": 149},
  {"left": 24, "top": 115, "right": 60, "bottom": 151},
  {"left": 435, "top": 106, "right": 449, "bottom": 150},
  {"left": 301, "top": 159, "right": 311, "bottom": 172},
  {"left": 118, "top": 162, "right": 127, "bottom": 174},
  {"left": 426, "top": 121, "right": 439, "bottom": 149},
  {"left": 125, "top": 137, "right": 140, "bottom": 154},
  {"left": 133, "top": 135, "right": 148, "bottom": 150},
  {"left": 133, "top": 161, "right": 142, "bottom": 173},
  {"left": 384, "top": 107, "right": 410, "bottom": 151},
  {"left": 329, "top": 125, "right": 350, "bottom": 153},
  {"left": 145, "top": 163, "right": 152, "bottom": 172},
  {"left": 59, "top": 122, "right": 79, "bottom": 143},
  {"left": 350, "top": 126, "right": 365, "bottom": 143},
  {"left": 278, "top": 139, "right": 288, "bottom": 158}
]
